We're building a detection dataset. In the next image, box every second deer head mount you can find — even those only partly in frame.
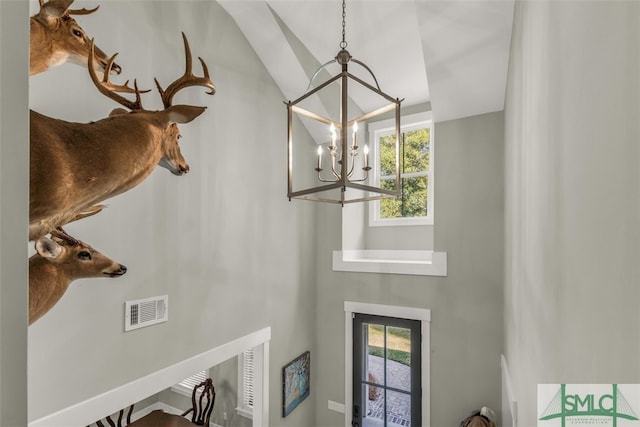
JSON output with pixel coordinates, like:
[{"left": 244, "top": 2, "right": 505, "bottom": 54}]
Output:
[{"left": 29, "top": 230, "right": 127, "bottom": 325}]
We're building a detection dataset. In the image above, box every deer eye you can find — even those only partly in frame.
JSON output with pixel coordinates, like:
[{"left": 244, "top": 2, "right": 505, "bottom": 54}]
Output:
[
  {"left": 72, "top": 29, "right": 83, "bottom": 38},
  {"left": 77, "top": 251, "right": 92, "bottom": 260}
]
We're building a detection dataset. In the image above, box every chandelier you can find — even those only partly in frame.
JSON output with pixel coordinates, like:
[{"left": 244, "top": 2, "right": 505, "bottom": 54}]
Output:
[{"left": 286, "top": 0, "right": 402, "bottom": 205}]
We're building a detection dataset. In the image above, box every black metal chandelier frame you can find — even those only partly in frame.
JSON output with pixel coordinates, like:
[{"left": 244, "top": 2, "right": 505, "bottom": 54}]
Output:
[{"left": 286, "top": 0, "right": 403, "bottom": 205}]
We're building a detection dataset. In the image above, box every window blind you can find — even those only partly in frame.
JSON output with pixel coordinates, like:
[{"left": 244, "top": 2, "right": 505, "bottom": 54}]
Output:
[
  {"left": 173, "top": 370, "right": 208, "bottom": 396},
  {"left": 242, "top": 349, "right": 255, "bottom": 408}
]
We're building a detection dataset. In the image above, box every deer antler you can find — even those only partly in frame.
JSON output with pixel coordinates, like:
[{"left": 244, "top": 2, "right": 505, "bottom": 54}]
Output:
[
  {"left": 69, "top": 204, "right": 105, "bottom": 223},
  {"left": 88, "top": 40, "right": 149, "bottom": 110},
  {"left": 38, "top": 0, "right": 99, "bottom": 16},
  {"left": 66, "top": 5, "right": 99, "bottom": 15},
  {"left": 50, "top": 227, "right": 80, "bottom": 247},
  {"left": 154, "top": 32, "right": 216, "bottom": 109}
]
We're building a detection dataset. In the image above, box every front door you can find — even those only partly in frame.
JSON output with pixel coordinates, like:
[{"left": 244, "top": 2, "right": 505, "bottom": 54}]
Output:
[{"left": 352, "top": 313, "right": 421, "bottom": 427}]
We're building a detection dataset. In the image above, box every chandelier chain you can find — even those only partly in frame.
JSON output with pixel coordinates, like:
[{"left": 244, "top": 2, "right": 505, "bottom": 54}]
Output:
[{"left": 340, "top": 0, "right": 347, "bottom": 49}]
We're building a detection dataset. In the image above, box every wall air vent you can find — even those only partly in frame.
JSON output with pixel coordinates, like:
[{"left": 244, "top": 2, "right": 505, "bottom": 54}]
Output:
[{"left": 125, "top": 295, "right": 168, "bottom": 332}]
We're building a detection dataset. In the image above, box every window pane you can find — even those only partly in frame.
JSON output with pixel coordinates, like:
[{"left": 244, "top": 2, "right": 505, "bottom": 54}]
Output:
[
  {"left": 380, "top": 134, "right": 397, "bottom": 177},
  {"left": 402, "top": 128, "right": 430, "bottom": 173},
  {"left": 366, "top": 324, "right": 385, "bottom": 383},
  {"left": 386, "top": 326, "right": 411, "bottom": 392},
  {"left": 387, "top": 390, "right": 412, "bottom": 427},
  {"left": 403, "top": 176, "right": 428, "bottom": 217},
  {"left": 380, "top": 176, "right": 428, "bottom": 219},
  {"left": 364, "top": 323, "right": 385, "bottom": 427},
  {"left": 364, "top": 384, "right": 384, "bottom": 425},
  {"left": 380, "top": 179, "right": 401, "bottom": 219}
]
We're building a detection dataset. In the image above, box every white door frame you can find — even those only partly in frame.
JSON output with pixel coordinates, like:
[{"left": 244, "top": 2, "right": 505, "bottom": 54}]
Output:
[{"left": 344, "top": 302, "right": 431, "bottom": 427}]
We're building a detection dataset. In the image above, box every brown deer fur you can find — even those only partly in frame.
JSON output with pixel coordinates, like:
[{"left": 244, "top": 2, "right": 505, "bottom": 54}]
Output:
[
  {"left": 29, "top": 236, "right": 126, "bottom": 325},
  {"left": 30, "top": 0, "right": 119, "bottom": 75},
  {"left": 29, "top": 33, "right": 214, "bottom": 240},
  {"left": 29, "top": 105, "right": 205, "bottom": 240}
]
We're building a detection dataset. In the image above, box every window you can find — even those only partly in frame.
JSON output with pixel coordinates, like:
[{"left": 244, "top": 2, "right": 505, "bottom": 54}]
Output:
[
  {"left": 237, "top": 348, "right": 255, "bottom": 419},
  {"left": 369, "top": 112, "right": 434, "bottom": 226},
  {"left": 172, "top": 370, "right": 208, "bottom": 397}
]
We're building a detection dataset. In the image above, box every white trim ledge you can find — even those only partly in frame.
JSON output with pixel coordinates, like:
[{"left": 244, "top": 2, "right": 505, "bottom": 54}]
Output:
[
  {"left": 328, "top": 400, "right": 345, "bottom": 414},
  {"left": 29, "top": 327, "right": 271, "bottom": 427},
  {"left": 333, "top": 250, "right": 447, "bottom": 276}
]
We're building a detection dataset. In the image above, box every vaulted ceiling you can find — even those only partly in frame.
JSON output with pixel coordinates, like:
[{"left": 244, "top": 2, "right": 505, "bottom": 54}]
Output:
[{"left": 218, "top": 0, "right": 515, "bottom": 126}]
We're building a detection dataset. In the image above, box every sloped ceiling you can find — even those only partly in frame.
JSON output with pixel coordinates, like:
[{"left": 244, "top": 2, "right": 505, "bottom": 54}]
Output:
[{"left": 218, "top": 0, "right": 514, "bottom": 125}]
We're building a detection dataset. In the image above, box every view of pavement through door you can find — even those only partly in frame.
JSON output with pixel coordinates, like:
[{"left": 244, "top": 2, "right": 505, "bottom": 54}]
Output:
[
  {"left": 353, "top": 315, "right": 421, "bottom": 427},
  {"left": 364, "top": 354, "right": 412, "bottom": 427}
]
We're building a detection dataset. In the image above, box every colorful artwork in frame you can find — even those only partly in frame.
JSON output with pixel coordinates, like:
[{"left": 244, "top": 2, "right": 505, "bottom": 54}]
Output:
[{"left": 282, "top": 351, "right": 311, "bottom": 417}]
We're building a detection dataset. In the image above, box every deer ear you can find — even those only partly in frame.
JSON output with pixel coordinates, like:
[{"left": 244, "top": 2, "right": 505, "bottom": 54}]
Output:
[
  {"left": 40, "top": 0, "right": 74, "bottom": 19},
  {"left": 35, "top": 237, "right": 63, "bottom": 260},
  {"left": 163, "top": 105, "right": 207, "bottom": 124},
  {"left": 108, "top": 108, "right": 129, "bottom": 117}
]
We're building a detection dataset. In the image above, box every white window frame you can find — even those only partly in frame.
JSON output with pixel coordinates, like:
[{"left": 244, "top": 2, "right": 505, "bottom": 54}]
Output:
[
  {"left": 368, "top": 111, "right": 434, "bottom": 227},
  {"left": 237, "top": 348, "right": 255, "bottom": 419}
]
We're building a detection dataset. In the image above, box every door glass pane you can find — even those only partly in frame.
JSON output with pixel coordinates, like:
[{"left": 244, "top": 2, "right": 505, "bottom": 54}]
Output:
[
  {"left": 364, "top": 323, "right": 384, "bottom": 427},
  {"left": 366, "top": 323, "right": 384, "bottom": 385},
  {"left": 386, "top": 390, "right": 412, "bottom": 426},
  {"left": 385, "top": 326, "right": 411, "bottom": 392},
  {"left": 354, "top": 315, "right": 421, "bottom": 427},
  {"left": 364, "top": 383, "right": 384, "bottom": 425}
]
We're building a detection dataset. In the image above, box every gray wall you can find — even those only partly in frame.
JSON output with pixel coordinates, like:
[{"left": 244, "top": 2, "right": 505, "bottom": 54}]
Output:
[
  {"left": 0, "top": 1, "right": 29, "bottom": 426},
  {"left": 208, "top": 358, "right": 253, "bottom": 427},
  {"left": 26, "top": 2, "right": 316, "bottom": 426},
  {"left": 314, "top": 111, "right": 504, "bottom": 427},
  {"left": 503, "top": 1, "right": 640, "bottom": 424}
]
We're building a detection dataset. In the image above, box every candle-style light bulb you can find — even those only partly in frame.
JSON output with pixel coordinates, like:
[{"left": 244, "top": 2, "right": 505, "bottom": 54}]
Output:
[
  {"left": 329, "top": 123, "right": 336, "bottom": 149},
  {"left": 316, "top": 145, "right": 323, "bottom": 170},
  {"left": 363, "top": 144, "right": 370, "bottom": 169},
  {"left": 352, "top": 121, "right": 358, "bottom": 148}
]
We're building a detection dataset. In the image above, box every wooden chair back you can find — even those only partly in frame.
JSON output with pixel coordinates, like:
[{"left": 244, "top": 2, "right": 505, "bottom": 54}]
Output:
[
  {"left": 89, "top": 404, "right": 134, "bottom": 427},
  {"left": 181, "top": 378, "right": 215, "bottom": 426}
]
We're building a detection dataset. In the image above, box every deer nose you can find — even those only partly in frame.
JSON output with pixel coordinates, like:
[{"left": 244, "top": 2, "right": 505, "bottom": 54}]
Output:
[
  {"left": 108, "top": 264, "right": 127, "bottom": 277},
  {"left": 179, "top": 164, "right": 189, "bottom": 175}
]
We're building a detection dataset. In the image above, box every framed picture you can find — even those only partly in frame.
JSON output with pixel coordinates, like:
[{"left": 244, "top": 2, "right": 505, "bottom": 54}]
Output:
[{"left": 282, "top": 351, "right": 311, "bottom": 417}]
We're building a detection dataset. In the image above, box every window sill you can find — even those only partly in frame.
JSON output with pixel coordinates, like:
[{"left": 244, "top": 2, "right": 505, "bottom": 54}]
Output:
[
  {"left": 236, "top": 406, "right": 253, "bottom": 419},
  {"left": 332, "top": 250, "right": 447, "bottom": 276}
]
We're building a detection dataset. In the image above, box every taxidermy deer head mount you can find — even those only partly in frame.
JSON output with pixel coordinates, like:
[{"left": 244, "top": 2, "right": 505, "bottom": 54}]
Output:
[
  {"left": 30, "top": 0, "right": 120, "bottom": 75},
  {"left": 29, "top": 231, "right": 127, "bottom": 325},
  {"left": 29, "top": 32, "right": 215, "bottom": 240}
]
